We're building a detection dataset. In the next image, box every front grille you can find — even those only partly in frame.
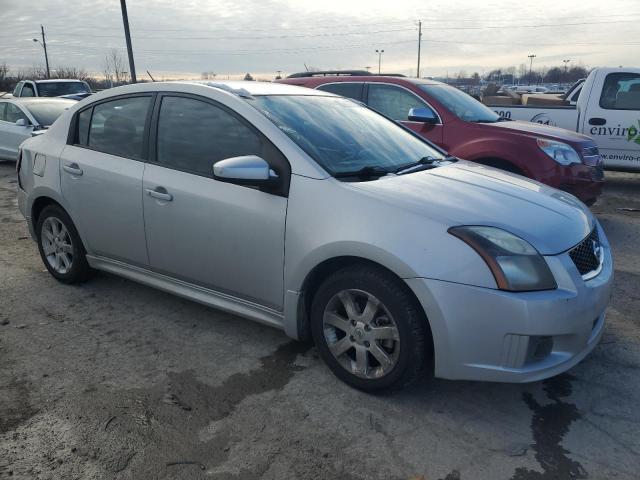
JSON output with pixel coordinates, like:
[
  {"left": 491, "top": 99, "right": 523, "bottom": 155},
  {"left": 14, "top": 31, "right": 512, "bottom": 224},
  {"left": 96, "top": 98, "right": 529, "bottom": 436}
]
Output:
[{"left": 568, "top": 229, "right": 602, "bottom": 277}]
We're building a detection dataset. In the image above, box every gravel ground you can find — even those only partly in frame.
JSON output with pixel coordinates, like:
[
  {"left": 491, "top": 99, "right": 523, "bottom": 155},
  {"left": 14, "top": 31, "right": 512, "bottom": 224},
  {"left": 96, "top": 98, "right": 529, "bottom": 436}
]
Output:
[{"left": 0, "top": 161, "right": 638, "bottom": 480}]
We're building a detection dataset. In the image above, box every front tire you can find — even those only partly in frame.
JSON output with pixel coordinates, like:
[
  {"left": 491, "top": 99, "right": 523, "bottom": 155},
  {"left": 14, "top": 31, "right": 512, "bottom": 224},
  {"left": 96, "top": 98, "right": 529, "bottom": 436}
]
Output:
[
  {"left": 311, "top": 265, "right": 430, "bottom": 392},
  {"left": 36, "top": 205, "right": 91, "bottom": 284}
]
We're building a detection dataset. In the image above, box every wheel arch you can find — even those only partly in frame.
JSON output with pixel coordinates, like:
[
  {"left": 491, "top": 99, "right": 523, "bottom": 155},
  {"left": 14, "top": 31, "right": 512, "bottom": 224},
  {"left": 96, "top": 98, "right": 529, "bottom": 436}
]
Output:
[{"left": 293, "top": 256, "right": 433, "bottom": 358}]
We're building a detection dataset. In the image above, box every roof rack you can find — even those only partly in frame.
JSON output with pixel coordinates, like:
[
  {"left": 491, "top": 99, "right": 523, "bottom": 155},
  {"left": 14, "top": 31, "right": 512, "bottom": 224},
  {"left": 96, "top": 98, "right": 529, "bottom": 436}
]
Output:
[
  {"left": 286, "top": 70, "right": 406, "bottom": 78},
  {"left": 287, "top": 70, "right": 372, "bottom": 78}
]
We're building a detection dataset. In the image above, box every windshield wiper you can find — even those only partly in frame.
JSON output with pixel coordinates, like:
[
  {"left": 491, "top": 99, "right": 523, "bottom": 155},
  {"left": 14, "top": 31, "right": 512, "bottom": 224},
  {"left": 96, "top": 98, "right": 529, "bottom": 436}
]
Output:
[
  {"left": 394, "top": 156, "right": 441, "bottom": 175},
  {"left": 333, "top": 165, "right": 391, "bottom": 179}
]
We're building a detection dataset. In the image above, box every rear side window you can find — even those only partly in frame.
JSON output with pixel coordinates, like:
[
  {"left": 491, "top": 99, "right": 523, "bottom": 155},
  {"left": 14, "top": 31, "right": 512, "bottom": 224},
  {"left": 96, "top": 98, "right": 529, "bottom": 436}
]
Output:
[
  {"left": 367, "top": 84, "right": 427, "bottom": 121},
  {"left": 156, "top": 96, "right": 285, "bottom": 177},
  {"left": 76, "top": 108, "right": 92, "bottom": 145},
  {"left": 599, "top": 73, "right": 640, "bottom": 110},
  {"left": 316, "top": 83, "right": 364, "bottom": 101},
  {"left": 21, "top": 83, "right": 35, "bottom": 97},
  {"left": 88, "top": 96, "right": 151, "bottom": 159},
  {"left": 0, "top": 102, "right": 6, "bottom": 122}
]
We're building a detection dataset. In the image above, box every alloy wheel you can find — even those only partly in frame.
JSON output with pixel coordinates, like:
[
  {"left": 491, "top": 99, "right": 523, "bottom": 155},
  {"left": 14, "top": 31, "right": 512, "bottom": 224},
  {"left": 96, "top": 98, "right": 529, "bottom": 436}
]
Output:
[
  {"left": 322, "top": 289, "right": 400, "bottom": 379},
  {"left": 41, "top": 217, "right": 74, "bottom": 275}
]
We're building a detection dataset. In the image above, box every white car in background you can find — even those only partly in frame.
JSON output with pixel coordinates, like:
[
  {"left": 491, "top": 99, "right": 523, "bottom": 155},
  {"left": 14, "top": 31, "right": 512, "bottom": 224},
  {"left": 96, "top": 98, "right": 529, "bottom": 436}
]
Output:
[{"left": 0, "top": 98, "right": 76, "bottom": 161}]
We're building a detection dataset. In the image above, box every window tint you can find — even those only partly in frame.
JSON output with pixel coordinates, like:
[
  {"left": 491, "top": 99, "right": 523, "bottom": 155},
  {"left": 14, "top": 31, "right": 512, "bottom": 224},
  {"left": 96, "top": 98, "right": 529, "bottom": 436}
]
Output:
[
  {"left": 5, "top": 104, "right": 28, "bottom": 123},
  {"left": 599, "top": 73, "right": 640, "bottom": 110},
  {"left": 0, "top": 103, "right": 6, "bottom": 122},
  {"left": 156, "top": 96, "right": 280, "bottom": 177},
  {"left": 367, "top": 84, "right": 428, "bottom": 121},
  {"left": 316, "top": 83, "right": 363, "bottom": 101},
  {"left": 88, "top": 96, "right": 151, "bottom": 159},
  {"left": 37, "top": 81, "right": 90, "bottom": 97},
  {"left": 21, "top": 83, "right": 35, "bottom": 97},
  {"left": 76, "top": 108, "right": 92, "bottom": 145}
]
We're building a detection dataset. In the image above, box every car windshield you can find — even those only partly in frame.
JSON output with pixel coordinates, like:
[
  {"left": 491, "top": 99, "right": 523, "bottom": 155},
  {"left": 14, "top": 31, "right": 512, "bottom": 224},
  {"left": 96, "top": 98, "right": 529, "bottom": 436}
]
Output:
[
  {"left": 248, "top": 95, "right": 445, "bottom": 177},
  {"left": 26, "top": 101, "right": 74, "bottom": 126},
  {"left": 36, "top": 81, "right": 90, "bottom": 97},
  {"left": 419, "top": 84, "right": 501, "bottom": 123}
]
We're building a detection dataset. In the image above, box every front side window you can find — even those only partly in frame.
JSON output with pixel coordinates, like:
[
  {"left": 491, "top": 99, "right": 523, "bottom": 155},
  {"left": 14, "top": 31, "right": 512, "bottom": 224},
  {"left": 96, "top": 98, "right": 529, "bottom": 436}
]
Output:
[
  {"left": 249, "top": 95, "right": 444, "bottom": 176},
  {"left": 156, "top": 96, "right": 282, "bottom": 177},
  {"left": 316, "top": 83, "right": 364, "bottom": 101},
  {"left": 21, "top": 83, "right": 35, "bottom": 97},
  {"left": 367, "top": 84, "right": 429, "bottom": 121},
  {"left": 5, "top": 104, "right": 29, "bottom": 124},
  {"left": 599, "top": 73, "right": 640, "bottom": 110},
  {"left": 419, "top": 84, "right": 500, "bottom": 123},
  {"left": 88, "top": 96, "right": 151, "bottom": 159}
]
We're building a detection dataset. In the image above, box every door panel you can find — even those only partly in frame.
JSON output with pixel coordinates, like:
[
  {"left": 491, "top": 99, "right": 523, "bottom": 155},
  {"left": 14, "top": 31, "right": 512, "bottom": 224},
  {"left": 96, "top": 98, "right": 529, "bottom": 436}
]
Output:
[
  {"left": 582, "top": 72, "right": 640, "bottom": 169},
  {"left": 143, "top": 163, "right": 287, "bottom": 309},
  {"left": 60, "top": 146, "right": 148, "bottom": 265},
  {"left": 401, "top": 121, "right": 444, "bottom": 145}
]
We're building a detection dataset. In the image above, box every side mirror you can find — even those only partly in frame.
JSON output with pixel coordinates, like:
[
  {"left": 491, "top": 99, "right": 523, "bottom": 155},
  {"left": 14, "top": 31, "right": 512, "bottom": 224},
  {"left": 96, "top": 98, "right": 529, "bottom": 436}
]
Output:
[
  {"left": 15, "top": 118, "right": 29, "bottom": 127},
  {"left": 408, "top": 107, "right": 438, "bottom": 124},
  {"left": 213, "top": 155, "right": 279, "bottom": 187}
]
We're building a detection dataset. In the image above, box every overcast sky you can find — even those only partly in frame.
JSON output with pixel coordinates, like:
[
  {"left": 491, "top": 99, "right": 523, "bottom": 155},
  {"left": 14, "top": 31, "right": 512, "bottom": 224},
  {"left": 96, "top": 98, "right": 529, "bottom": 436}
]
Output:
[{"left": 2, "top": 0, "right": 639, "bottom": 80}]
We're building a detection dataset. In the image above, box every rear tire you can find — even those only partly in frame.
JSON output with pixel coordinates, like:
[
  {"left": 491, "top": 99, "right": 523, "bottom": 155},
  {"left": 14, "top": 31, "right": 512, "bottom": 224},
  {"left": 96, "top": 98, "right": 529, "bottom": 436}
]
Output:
[
  {"left": 36, "top": 205, "right": 91, "bottom": 284},
  {"left": 311, "top": 265, "right": 430, "bottom": 392}
]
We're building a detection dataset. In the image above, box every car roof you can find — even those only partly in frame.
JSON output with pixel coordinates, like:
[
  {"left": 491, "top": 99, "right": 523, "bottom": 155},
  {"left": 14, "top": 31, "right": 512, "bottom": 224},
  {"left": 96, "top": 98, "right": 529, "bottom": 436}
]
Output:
[
  {"left": 184, "top": 80, "right": 332, "bottom": 96},
  {"left": 280, "top": 75, "right": 447, "bottom": 87},
  {"left": 6, "top": 97, "right": 77, "bottom": 106},
  {"left": 35, "top": 79, "right": 86, "bottom": 84}
]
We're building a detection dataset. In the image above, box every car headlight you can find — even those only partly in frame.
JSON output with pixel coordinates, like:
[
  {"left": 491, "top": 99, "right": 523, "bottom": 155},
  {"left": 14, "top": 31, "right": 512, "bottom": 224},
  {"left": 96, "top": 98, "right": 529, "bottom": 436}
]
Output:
[
  {"left": 536, "top": 138, "right": 581, "bottom": 166},
  {"left": 448, "top": 226, "right": 557, "bottom": 292}
]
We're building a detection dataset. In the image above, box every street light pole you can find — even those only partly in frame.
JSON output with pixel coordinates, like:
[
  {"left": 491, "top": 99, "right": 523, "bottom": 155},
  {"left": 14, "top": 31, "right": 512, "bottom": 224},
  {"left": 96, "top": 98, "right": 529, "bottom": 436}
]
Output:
[
  {"left": 120, "top": 0, "right": 137, "bottom": 83},
  {"left": 376, "top": 49, "right": 384, "bottom": 75},
  {"left": 33, "top": 26, "right": 50, "bottom": 78},
  {"left": 527, "top": 54, "right": 536, "bottom": 84}
]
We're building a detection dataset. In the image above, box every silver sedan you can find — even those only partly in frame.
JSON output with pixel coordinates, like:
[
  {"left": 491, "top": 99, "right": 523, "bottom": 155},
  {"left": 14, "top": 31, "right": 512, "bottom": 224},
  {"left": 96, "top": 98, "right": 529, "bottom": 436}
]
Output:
[
  {"left": 0, "top": 98, "right": 76, "bottom": 161},
  {"left": 16, "top": 81, "right": 612, "bottom": 391}
]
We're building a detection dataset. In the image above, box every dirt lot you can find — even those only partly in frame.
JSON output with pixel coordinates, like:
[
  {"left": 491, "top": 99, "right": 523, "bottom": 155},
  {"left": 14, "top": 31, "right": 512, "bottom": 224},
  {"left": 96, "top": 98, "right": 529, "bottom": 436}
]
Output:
[{"left": 0, "top": 161, "right": 638, "bottom": 480}]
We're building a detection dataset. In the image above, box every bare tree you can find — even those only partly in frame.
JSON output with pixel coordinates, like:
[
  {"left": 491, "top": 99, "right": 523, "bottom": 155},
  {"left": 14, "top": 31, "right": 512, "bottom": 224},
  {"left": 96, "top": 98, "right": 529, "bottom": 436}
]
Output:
[
  {"left": 51, "top": 66, "right": 89, "bottom": 80},
  {"left": 103, "top": 49, "right": 129, "bottom": 87}
]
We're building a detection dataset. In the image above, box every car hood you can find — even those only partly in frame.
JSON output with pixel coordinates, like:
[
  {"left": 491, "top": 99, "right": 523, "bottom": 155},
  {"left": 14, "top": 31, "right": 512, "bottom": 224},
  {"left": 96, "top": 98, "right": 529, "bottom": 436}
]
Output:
[
  {"left": 349, "top": 161, "right": 593, "bottom": 255},
  {"left": 483, "top": 119, "right": 592, "bottom": 144}
]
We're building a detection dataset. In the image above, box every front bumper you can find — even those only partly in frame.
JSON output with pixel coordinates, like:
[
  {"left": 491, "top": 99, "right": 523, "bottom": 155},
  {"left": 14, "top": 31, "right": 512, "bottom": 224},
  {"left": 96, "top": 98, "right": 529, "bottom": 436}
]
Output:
[{"left": 406, "top": 225, "right": 613, "bottom": 383}]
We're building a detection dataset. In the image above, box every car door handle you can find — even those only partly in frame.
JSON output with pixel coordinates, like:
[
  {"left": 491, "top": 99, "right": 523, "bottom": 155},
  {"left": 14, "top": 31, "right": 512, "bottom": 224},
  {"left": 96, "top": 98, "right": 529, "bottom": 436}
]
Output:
[
  {"left": 63, "top": 163, "right": 83, "bottom": 176},
  {"left": 146, "top": 187, "right": 173, "bottom": 202},
  {"left": 588, "top": 117, "right": 606, "bottom": 126}
]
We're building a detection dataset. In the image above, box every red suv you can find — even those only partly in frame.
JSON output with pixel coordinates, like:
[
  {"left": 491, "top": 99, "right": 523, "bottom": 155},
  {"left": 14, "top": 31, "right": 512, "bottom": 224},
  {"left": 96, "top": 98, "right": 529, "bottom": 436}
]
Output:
[{"left": 278, "top": 71, "right": 604, "bottom": 205}]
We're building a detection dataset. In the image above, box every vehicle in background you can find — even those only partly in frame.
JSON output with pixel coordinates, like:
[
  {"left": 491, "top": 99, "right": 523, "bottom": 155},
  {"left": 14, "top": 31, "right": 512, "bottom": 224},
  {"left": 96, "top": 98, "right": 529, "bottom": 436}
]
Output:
[
  {"left": 513, "top": 85, "right": 550, "bottom": 94},
  {"left": 484, "top": 68, "right": 640, "bottom": 171},
  {"left": 16, "top": 81, "right": 612, "bottom": 391},
  {"left": 11, "top": 79, "right": 92, "bottom": 100},
  {"left": 278, "top": 72, "right": 604, "bottom": 205},
  {"left": 0, "top": 98, "right": 76, "bottom": 161}
]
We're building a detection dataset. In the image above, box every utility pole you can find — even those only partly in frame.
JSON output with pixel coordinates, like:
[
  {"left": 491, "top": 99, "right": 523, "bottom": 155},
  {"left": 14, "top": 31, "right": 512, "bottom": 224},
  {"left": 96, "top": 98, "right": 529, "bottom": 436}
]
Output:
[
  {"left": 120, "top": 0, "right": 137, "bottom": 83},
  {"left": 527, "top": 54, "right": 536, "bottom": 84},
  {"left": 375, "top": 49, "right": 384, "bottom": 75},
  {"left": 562, "top": 59, "right": 570, "bottom": 82},
  {"left": 416, "top": 20, "right": 422, "bottom": 78},
  {"left": 33, "top": 26, "right": 50, "bottom": 78}
]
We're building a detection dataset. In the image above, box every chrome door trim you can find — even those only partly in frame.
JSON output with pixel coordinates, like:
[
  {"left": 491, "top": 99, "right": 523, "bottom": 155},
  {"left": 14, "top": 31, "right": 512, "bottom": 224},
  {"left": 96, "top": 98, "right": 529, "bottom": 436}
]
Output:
[{"left": 86, "top": 255, "right": 285, "bottom": 330}]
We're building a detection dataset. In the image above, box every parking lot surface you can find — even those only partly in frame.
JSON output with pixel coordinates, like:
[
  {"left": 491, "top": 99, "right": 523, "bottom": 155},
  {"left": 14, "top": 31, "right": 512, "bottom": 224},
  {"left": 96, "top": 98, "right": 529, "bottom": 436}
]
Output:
[{"left": 0, "top": 161, "right": 638, "bottom": 480}]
